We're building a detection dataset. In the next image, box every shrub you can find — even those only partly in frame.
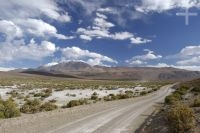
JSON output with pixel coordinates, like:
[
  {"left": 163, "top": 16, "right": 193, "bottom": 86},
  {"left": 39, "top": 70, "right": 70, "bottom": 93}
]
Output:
[
  {"left": 7, "top": 90, "right": 19, "bottom": 98},
  {"left": 40, "top": 102, "right": 57, "bottom": 111},
  {"left": 125, "top": 90, "right": 133, "bottom": 94},
  {"left": 34, "top": 93, "right": 43, "bottom": 97},
  {"left": 65, "top": 100, "right": 81, "bottom": 108},
  {"left": 110, "top": 94, "right": 118, "bottom": 100},
  {"left": 116, "top": 94, "right": 130, "bottom": 99},
  {"left": 43, "top": 88, "right": 52, "bottom": 94},
  {"left": 20, "top": 99, "right": 41, "bottom": 114},
  {"left": 176, "top": 86, "right": 188, "bottom": 95},
  {"left": 0, "top": 98, "right": 21, "bottom": 119},
  {"left": 92, "top": 92, "right": 98, "bottom": 95},
  {"left": 140, "top": 91, "right": 147, "bottom": 96},
  {"left": 165, "top": 93, "right": 182, "bottom": 105},
  {"left": 166, "top": 104, "right": 195, "bottom": 133},
  {"left": 191, "top": 87, "right": 200, "bottom": 92},
  {"left": 91, "top": 92, "right": 98, "bottom": 100},
  {"left": 78, "top": 99, "right": 89, "bottom": 105},
  {"left": 153, "top": 88, "right": 158, "bottom": 91},
  {"left": 34, "top": 92, "right": 51, "bottom": 98},
  {"left": 193, "top": 99, "right": 200, "bottom": 107},
  {"left": 49, "top": 99, "right": 57, "bottom": 103},
  {"left": 103, "top": 96, "right": 111, "bottom": 101}
]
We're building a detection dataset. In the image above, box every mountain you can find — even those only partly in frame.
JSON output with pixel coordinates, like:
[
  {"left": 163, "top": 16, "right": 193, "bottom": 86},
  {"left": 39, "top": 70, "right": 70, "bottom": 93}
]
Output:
[{"left": 22, "top": 61, "right": 200, "bottom": 81}]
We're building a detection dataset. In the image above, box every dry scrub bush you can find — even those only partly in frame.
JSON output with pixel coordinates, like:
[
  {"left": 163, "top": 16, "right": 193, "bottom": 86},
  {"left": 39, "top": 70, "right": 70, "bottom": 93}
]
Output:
[
  {"left": 166, "top": 103, "right": 195, "bottom": 133},
  {"left": 0, "top": 98, "right": 20, "bottom": 119}
]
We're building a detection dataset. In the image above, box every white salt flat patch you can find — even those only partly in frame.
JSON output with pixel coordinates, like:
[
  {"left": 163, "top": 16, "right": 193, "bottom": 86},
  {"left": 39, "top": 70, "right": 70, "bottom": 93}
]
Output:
[{"left": 45, "top": 87, "right": 147, "bottom": 106}]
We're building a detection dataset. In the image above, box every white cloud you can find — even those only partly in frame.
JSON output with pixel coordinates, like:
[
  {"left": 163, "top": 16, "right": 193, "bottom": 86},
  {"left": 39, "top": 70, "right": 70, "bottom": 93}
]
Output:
[
  {"left": 96, "top": 13, "right": 108, "bottom": 19},
  {"left": 0, "top": 67, "right": 16, "bottom": 72},
  {"left": 94, "top": 17, "right": 115, "bottom": 30},
  {"left": 77, "top": 12, "right": 151, "bottom": 43},
  {"left": 127, "top": 60, "right": 147, "bottom": 65},
  {"left": 61, "top": 46, "right": 118, "bottom": 66},
  {"left": 111, "top": 32, "right": 134, "bottom": 40},
  {"left": 0, "top": 0, "right": 74, "bottom": 45},
  {"left": 14, "top": 18, "right": 71, "bottom": 40},
  {"left": 136, "top": 0, "right": 200, "bottom": 13},
  {"left": 134, "top": 49, "right": 162, "bottom": 60},
  {"left": 157, "top": 44, "right": 200, "bottom": 71},
  {"left": 148, "top": 63, "right": 200, "bottom": 71},
  {"left": 126, "top": 49, "right": 162, "bottom": 66},
  {"left": 130, "top": 37, "right": 152, "bottom": 44},
  {"left": 66, "top": 0, "right": 104, "bottom": 15},
  {"left": 147, "top": 63, "right": 171, "bottom": 68},
  {"left": 180, "top": 45, "right": 200, "bottom": 56},
  {"left": 0, "top": 20, "right": 23, "bottom": 41},
  {"left": 0, "top": 39, "right": 57, "bottom": 62},
  {"left": 80, "top": 35, "right": 92, "bottom": 41},
  {"left": 175, "top": 65, "right": 200, "bottom": 71},
  {"left": 0, "top": 0, "right": 71, "bottom": 22},
  {"left": 44, "top": 62, "right": 59, "bottom": 67},
  {"left": 177, "top": 56, "right": 200, "bottom": 65},
  {"left": 97, "top": 7, "right": 114, "bottom": 13},
  {"left": 167, "top": 45, "right": 200, "bottom": 66}
]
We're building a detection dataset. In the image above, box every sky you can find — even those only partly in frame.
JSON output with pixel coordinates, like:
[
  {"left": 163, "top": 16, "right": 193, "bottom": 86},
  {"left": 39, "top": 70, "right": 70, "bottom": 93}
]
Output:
[{"left": 1, "top": 0, "right": 200, "bottom": 71}]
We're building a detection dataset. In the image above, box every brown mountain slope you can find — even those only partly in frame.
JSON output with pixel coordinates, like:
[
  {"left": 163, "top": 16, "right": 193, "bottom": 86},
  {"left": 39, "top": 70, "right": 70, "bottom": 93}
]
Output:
[{"left": 21, "top": 61, "right": 200, "bottom": 81}]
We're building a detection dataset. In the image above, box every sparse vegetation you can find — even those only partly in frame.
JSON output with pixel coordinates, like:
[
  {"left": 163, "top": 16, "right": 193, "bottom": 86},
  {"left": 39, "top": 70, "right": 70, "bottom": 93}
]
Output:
[
  {"left": 0, "top": 77, "right": 168, "bottom": 116},
  {"left": 0, "top": 98, "right": 21, "bottom": 119},
  {"left": 193, "top": 99, "right": 200, "bottom": 107},
  {"left": 62, "top": 99, "right": 89, "bottom": 108},
  {"left": 40, "top": 102, "right": 57, "bottom": 111},
  {"left": 140, "top": 91, "right": 147, "bottom": 96},
  {"left": 166, "top": 103, "right": 195, "bottom": 133},
  {"left": 165, "top": 86, "right": 189, "bottom": 105},
  {"left": 20, "top": 99, "right": 58, "bottom": 113},
  {"left": 91, "top": 92, "right": 98, "bottom": 100},
  {"left": 20, "top": 99, "right": 41, "bottom": 114}
]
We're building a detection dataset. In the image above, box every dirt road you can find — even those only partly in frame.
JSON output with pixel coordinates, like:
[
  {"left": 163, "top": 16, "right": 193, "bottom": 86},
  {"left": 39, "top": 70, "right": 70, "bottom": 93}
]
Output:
[{"left": 0, "top": 85, "right": 173, "bottom": 133}]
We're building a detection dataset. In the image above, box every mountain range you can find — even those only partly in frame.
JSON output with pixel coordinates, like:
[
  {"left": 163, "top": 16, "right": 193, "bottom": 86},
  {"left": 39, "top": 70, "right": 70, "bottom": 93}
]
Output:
[{"left": 20, "top": 61, "right": 200, "bottom": 81}]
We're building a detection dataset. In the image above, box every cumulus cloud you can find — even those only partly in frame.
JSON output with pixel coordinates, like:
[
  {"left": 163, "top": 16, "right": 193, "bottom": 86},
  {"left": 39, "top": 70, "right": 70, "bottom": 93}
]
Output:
[
  {"left": 0, "top": 0, "right": 75, "bottom": 66},
  {"left": 80, "top": 35, "right": 92, "bottom": 41},
  {"left": 0, "top": 20, "right": 23, "bottom": 41},
  {"left": 0, "top": 39, "right": 57, "bottom": 62},
  {"left": 0, "top": 67, "right": 16, "bottom": 72},
  {"left": 77, "top": 12, "right": 114, "bottom": 40},
  {"left": 136, "top": 0, "right": 200, "bottom": 13},
  {"left": 61, "top": 46, "right": 118, "bottom": 66},
  {"left": 14, "top": 18, "right": 71, "bottom": 40},
  {"left": 126, "top": 49, "right": 162, "bottom": 66},
  {"left": 130, "top": 36, "right": 152, "bottom": 44},
  {"left": 167, "top": 45, "right": 200, "bottom": 66},
  {"left": 77, "top": 12, "right": 151, "bottom": 43},
  {"left": 111, "top": 32, "right": 134, "bottom": 40},
  {"left": 148, "top": 63, "right": 200, "bottom": 71},
  {"left": 0, "top": 0, "right": 73, "bottom": 42},
  {"left": 0, "top": 0, "right": 71, "bottom": 22}
]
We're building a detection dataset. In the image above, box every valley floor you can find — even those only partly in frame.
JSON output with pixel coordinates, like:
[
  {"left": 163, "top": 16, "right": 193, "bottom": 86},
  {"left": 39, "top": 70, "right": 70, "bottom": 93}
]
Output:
[{"left": 0, "top": 85, "right": 173, "bottom": 133}]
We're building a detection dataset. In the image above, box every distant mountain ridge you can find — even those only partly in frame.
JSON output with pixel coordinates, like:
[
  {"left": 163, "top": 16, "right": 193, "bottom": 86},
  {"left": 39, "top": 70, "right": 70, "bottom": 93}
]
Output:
[{"left": 22, "top": 61, "right": 200, "bottom": 81}]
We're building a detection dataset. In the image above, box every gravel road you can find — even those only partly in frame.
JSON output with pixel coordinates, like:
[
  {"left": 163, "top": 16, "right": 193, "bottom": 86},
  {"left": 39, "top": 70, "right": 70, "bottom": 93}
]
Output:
[{"left": 0, "top": 85, "right": 173, "bottom": 133}]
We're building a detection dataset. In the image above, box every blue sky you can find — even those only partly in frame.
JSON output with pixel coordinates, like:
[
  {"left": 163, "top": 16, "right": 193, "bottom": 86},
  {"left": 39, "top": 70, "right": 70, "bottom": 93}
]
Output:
[{"left": 1, "top": 0, "right": 200, "bottom": 71}]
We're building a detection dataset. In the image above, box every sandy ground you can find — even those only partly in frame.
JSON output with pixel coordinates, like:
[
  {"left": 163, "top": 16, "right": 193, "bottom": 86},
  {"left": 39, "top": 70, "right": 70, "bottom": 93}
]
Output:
[
  {"left": 0, "top": 85, "right": 173, "bottom": 133},
  {"left": 0, "top": 85, "right": 148, "bottom": 106}
]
